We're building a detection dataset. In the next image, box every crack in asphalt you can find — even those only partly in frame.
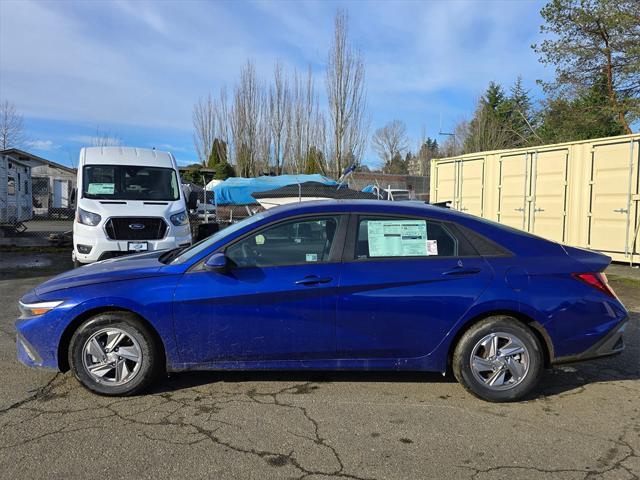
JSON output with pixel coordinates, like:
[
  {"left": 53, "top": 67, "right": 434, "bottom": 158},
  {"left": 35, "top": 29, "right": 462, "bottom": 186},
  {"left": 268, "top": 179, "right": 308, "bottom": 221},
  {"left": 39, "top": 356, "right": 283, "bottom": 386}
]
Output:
[
  {"left": 0, "top": 373, "right": 61, "bottom": 414},
  {"left": 0, "top": 375, "right": 378, "bottom": 480},
  {"left": 460, "top": 422, "right": 640, "bottom": 480}
]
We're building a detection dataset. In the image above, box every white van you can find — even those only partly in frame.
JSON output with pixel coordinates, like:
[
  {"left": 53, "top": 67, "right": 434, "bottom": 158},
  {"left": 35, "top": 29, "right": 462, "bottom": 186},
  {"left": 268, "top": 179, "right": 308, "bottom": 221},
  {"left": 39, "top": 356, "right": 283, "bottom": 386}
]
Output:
[{"left": 73, "top": 147, "right": 193, "bottom": 265}]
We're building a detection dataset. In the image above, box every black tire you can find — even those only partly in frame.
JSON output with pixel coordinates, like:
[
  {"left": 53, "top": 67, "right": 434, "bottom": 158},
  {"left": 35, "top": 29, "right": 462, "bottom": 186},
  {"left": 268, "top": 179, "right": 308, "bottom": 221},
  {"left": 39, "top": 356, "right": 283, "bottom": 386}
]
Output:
[
  {"left": 68, "top": 312, "right": 162, "bottom": 396},
  {"left": 453, "top": 316, "right": 543, "bottom": 402},
  {"left": 73, "top": 259, "right": 81, "bottom": 268}
]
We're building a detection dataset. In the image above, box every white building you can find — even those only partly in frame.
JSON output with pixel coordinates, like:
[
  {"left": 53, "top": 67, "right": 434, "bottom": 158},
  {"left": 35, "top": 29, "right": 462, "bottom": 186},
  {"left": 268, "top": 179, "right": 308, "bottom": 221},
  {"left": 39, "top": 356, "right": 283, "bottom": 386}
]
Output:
[{"left": 1, "top": 149, "right": 77, "bottom": 218}]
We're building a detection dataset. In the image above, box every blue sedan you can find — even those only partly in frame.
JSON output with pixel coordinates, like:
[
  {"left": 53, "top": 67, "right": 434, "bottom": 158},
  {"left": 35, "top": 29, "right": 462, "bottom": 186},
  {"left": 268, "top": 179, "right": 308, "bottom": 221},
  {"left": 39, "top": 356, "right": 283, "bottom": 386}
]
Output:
[{"left": 16, "top": 200, "right": 628, "bottom": 402}]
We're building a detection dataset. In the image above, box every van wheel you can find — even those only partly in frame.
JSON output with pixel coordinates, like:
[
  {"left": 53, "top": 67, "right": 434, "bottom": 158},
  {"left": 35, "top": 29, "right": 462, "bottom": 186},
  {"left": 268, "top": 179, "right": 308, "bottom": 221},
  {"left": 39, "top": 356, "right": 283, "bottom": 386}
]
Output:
[
  {"left": 68, "top": 312, "right": 161, "bottom": 396},
  {"left": 73, "top": 259, "right": 81, "bottom": 268},
  {"left": 453, "top": 316, "right": 543, "bottom": 402}
]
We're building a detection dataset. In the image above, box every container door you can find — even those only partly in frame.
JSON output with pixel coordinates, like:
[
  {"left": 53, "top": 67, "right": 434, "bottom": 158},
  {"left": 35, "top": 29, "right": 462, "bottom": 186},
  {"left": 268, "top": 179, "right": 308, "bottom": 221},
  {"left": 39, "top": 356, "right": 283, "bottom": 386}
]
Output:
[
  {"left": 498, "top": 153, "right": 529, "bottom": 230},
  {"left": 588, "top": 140, "right": 638, "bottom": 257},
  {"left": 434, "top": 161, "right": 457, "bottom": 204},
  {"left": 530, "top": 149, "right": 569, "bottom": 243},
  {"left": 458, "top": 158, "right": 484, "bottom": 217}
]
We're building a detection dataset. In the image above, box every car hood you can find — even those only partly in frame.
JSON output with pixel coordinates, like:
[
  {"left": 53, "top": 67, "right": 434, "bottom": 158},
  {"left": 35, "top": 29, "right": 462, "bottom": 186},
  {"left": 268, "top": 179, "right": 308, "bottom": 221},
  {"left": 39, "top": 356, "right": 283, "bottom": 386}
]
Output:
[{"left": 35, "top": 251, "right": 167, "bottom": 296}]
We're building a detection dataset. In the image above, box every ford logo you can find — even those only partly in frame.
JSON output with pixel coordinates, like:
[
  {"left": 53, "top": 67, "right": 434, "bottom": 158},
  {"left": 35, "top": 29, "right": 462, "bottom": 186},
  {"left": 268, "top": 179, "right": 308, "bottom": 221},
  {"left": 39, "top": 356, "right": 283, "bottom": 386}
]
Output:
[{"left": 128, "top": 223, "right": 146, "bottom": 230}]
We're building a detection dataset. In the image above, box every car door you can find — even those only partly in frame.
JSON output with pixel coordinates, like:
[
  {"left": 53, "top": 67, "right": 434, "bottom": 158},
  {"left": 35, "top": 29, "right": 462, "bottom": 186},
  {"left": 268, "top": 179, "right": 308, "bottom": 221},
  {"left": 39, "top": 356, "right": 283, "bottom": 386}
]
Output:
[
  {"left": 336, "top": 214, "right": 493, "bottom": 359},
  {"left": 173, "top": 214, "right": 346, "bottom": 366}
]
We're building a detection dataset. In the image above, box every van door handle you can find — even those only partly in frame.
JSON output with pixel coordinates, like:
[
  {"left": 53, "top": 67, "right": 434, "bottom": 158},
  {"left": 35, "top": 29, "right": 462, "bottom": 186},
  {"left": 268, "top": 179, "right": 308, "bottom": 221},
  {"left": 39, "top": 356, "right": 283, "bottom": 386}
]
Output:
[
  {"left": 442, "top": 268, "right": 481, "bottom": 276},
  {"left": 295, "top": 276, "right": 333, "bottom": 286}
]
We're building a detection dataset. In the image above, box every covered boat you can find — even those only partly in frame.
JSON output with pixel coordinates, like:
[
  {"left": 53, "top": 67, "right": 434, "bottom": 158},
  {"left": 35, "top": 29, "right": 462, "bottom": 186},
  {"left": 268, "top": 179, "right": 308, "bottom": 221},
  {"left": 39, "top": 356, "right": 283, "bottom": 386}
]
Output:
[{"left": 251, "top": 181, "right": 377, "bottom": 209}]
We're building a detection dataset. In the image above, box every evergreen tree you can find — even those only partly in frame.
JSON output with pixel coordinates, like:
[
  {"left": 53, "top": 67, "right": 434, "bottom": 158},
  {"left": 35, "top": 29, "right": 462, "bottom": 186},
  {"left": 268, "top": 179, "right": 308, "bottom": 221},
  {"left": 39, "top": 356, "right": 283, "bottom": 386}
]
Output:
[
  {"left": 303, "top": 146, "right": 325, "bottom": 174},
  {"left": 538, "top": 73, "right": 626, "bottom": 143},
  {"left": 534, "top": 0, "right": 639, "bottom": 133},
  {"left": 213, "top": 161, "right": 236, "bottom": 180},
  {"left": 384, "top": 152, "right": 408, "bottom": 174},
  {"left": 180, "top": 163, "right": 204, "bottom": 185},
  {"left": 206, "top": 138, "right": 228, "bottom": 168}
]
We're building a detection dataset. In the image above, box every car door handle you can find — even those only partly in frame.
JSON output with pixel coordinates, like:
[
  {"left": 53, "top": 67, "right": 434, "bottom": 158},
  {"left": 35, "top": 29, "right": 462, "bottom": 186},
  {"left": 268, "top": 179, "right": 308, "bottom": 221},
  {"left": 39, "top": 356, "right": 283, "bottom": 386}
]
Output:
[
  {"left": 295, "top": 276, "right": 333, "bottom": 285},
  {"left": 442, "top": 268, "right": 481, "bottom": 276}
]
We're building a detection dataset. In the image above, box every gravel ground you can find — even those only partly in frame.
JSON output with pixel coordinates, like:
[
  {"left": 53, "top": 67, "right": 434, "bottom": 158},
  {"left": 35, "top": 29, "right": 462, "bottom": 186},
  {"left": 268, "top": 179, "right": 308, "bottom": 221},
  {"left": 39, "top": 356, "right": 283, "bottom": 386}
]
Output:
[{"left": 0, "top": 255, "right": 638, "bottom": 480}]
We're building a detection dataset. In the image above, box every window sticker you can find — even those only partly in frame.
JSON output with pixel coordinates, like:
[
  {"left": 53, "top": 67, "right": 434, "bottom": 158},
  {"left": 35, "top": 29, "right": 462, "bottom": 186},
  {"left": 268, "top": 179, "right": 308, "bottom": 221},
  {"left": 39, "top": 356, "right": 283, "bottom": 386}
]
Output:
[
  {"left": 426, "top": 239, "right": 438, "bottom": 256},
  {"left": 306, "top": 253, "right": 318, "bottom": 262},
  {"left": 87, "top": 183, "right": 115, "bottom": 195},
  {"left": 367, "top": 220, "right": 428, "bottom": 257},
  {"left": 255, "top": 234, "right": 265, "bottom": 245}
]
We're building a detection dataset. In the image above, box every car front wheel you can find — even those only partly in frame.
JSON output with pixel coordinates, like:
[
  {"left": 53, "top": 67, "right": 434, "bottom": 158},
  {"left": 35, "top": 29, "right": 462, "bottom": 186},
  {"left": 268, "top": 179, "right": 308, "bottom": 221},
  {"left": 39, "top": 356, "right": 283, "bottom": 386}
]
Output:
[
  {"left": 453, "top": 316, "right": 543, "bottom": 402},
  {"left": 68, "top": 312, "right": 161, "bottom": 396}
]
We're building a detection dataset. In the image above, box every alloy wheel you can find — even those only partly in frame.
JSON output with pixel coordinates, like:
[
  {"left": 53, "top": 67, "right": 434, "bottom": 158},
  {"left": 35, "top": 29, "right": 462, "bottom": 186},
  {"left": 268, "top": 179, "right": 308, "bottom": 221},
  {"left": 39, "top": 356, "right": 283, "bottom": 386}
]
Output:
[
  {"left": 82, "top": 327, "right": 143, "bottom": 386},
  {"left": 469, "top": 332, "right": 530, "bottom": 391}
]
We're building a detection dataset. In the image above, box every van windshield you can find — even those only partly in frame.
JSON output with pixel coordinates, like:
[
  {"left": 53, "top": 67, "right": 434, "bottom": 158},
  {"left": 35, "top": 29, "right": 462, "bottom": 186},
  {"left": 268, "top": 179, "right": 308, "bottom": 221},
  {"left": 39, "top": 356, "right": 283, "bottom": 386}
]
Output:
[{"left": 82, "top": 165, "right": 180, "bottom": 201}]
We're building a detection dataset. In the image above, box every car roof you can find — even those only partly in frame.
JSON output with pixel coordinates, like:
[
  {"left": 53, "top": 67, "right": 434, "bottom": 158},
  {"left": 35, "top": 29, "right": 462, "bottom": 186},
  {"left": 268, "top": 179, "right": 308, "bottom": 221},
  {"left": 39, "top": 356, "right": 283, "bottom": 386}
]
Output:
[{"left": 263, "top": 199, "right": 461, "bottom": 220}]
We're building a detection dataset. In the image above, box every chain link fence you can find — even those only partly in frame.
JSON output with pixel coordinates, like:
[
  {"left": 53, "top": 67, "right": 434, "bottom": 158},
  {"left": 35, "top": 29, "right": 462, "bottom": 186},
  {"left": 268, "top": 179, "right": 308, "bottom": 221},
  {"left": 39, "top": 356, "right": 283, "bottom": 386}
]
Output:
[
  {"left": 1, "top": 158, "right": 75, "bottom": 246},
  {"left": 1, "top": 153, "right": 430, "bottom": 250}
]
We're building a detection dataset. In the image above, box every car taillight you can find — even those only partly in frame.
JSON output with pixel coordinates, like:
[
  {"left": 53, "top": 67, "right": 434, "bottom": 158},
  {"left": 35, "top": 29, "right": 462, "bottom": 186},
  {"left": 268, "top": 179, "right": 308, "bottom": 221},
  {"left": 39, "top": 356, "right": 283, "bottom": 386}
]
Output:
[{"left": 572, "top": 272, "right": 617, "bottom": 298}]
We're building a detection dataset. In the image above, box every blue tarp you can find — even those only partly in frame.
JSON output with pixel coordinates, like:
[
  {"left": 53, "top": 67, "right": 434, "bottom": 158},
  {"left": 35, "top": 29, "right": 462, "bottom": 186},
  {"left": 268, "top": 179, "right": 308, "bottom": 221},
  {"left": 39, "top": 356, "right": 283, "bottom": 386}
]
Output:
[{"left": 210, "top": 174, "right": 337, "bottom": 205}]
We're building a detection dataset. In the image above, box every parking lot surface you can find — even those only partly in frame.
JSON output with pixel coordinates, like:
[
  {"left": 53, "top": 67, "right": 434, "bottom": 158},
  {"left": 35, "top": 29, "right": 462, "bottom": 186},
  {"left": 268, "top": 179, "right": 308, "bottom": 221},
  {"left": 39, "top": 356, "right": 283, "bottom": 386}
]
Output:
[{"left": 0, "top": 255, "right": 638, "bottom": 479}]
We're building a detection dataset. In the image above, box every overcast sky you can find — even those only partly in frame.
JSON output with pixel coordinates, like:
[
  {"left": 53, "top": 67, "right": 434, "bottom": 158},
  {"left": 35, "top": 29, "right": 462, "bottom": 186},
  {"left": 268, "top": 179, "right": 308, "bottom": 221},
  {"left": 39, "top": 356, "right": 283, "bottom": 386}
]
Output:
[{"left": 0, "top": 0, "right": 551, "bottom": 167}]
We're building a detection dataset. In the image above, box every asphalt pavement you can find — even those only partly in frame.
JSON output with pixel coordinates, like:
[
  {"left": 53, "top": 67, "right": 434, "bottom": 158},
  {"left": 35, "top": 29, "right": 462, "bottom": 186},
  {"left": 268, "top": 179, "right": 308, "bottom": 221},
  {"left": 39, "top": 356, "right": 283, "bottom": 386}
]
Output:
[{"left": 0, "top": 254, "right": 638, "bottom": 479}]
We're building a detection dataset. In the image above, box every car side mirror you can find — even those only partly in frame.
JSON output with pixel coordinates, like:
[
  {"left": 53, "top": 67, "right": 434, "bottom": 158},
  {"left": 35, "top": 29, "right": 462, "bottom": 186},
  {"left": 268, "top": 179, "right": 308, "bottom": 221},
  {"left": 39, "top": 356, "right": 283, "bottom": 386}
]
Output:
[
  {"left": 204, "top": 252, "right": 228, "bottom": 272},
  {"left": 187, "top": 191, "right": 199, "bottom": 211}
]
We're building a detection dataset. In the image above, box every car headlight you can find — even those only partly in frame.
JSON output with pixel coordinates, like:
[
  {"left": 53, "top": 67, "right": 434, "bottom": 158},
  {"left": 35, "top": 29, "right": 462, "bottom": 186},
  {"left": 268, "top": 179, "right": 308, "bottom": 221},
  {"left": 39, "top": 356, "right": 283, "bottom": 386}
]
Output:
[
  {"left": 76, "top": 208, "right": 102, "bottom": 226},
  {"left": 18, "top": 300, "right": 63, "bottom": 318},
  {"left": 170, "top": 210, "right": 189, "bottom": 226}
]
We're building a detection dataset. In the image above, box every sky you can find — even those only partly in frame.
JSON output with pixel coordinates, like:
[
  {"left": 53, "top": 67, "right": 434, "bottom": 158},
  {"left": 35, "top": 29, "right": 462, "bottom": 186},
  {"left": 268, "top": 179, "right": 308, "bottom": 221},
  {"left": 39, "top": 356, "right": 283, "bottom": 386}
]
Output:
[{"left": 0, "top": 0, "right": 552, "bottom": 168}]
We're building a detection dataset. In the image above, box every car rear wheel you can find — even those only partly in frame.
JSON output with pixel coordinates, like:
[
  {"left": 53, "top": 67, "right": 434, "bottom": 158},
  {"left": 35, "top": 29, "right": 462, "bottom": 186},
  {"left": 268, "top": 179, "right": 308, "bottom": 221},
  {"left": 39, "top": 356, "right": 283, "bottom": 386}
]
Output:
[
  {"left": 68, "top": 312, "right": 161, "bottom": 396},
  {"left": 453, "top": 316, "right": 543, "bottom": 402}
]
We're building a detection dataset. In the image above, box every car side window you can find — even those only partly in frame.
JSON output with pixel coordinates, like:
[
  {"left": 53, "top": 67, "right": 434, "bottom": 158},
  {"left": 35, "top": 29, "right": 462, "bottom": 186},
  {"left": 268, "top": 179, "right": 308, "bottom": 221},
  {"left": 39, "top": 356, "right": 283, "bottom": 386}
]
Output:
[
  {"left": 226, "top": 216, "right": 341, "bottom": 268},
  {"left": 355, "top": 216, "right": 477, "bottom": 259}
]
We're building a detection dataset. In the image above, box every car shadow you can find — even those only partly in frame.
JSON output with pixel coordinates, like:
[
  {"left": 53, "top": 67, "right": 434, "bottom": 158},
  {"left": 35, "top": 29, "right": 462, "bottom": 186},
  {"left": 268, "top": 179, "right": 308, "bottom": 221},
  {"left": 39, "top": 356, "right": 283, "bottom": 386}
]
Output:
[
  {"left": 151, "top": 351, "right": 638, "bottom": 401},
  {"left": 150, "top": 311, "right": 639, "bottom": 399},
  {"left": 152, "top": 369, "right": 454, "bottom": 395}
]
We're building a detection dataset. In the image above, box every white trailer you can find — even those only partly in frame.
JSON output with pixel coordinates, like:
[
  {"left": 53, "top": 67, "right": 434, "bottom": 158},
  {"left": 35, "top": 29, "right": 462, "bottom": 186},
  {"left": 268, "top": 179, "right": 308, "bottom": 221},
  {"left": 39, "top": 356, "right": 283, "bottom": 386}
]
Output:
[{"left": 0, "top": 152, "right": 33, "bottom": 228}]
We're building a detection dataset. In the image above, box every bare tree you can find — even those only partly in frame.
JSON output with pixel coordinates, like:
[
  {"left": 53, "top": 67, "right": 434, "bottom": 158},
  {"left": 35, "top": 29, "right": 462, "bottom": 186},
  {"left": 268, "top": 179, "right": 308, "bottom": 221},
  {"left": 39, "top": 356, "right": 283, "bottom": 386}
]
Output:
[
  {"left": 231, "top": 61, "right": 265, "bottom": 177},
  {"left": 193, "top": 93, "right": 216, "bottom": 165},
  {"left": 326, "top": 9, "right": 367, "bottom": 176},
  {"left": 440, "top": 119, "right": 469, "bottom": 157},
  {"left": 282, "top": 66, "right": 328, "bottom": 174},
  {"left": 91, "top": 127, "right": 121, "bottom": 147},
  {"left": 371, "top": 120, "right": 409, "bottom": 167},
  {"left": 0, "top": 100, "right": 25, "bottom": 149},
  {"left": 463, "top": 105, "right": 514, "bottom": 154},
  {"left": 268, "top": 61, "right": 289, "bottom": 175}
]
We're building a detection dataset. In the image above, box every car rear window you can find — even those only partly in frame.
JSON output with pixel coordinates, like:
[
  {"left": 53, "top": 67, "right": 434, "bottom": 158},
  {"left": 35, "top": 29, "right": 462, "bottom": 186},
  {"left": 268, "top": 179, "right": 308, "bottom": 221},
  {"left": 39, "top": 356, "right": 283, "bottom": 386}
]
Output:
[{"left": 452, "top": 224, "right": 512, "bottom": 257}]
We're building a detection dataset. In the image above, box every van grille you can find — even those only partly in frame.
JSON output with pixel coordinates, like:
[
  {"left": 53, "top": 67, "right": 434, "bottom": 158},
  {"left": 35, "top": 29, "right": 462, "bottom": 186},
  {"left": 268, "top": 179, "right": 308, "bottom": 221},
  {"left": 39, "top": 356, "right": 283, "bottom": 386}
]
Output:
[{"left": 105, "top": 217, "right": 167, "bottom": 240}]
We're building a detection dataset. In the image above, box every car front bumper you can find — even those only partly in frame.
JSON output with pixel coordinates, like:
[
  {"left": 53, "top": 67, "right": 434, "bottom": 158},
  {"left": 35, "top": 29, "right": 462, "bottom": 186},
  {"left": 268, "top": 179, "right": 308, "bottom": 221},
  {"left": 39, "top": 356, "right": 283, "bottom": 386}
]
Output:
[{"left": 73, "top": 227, "right": 192, "bottom": 264}]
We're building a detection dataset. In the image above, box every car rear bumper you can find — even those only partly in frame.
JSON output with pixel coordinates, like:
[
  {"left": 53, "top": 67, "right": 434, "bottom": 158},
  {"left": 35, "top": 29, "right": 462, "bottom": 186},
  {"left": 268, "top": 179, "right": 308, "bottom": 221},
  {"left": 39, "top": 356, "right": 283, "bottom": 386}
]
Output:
[{"left": 552, "top": 318, "right": 628, "bottom": 365}]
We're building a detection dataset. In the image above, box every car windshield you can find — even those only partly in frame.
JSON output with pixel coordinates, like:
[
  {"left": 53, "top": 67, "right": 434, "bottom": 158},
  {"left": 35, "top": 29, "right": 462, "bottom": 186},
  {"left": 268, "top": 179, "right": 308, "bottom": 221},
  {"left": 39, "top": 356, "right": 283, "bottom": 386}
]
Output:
[
  {"left": 169, "top": 212, "right": 268, "bottom": 265},
  {"left": 82, "top": 165, "right": 179, "bottom": 201}
]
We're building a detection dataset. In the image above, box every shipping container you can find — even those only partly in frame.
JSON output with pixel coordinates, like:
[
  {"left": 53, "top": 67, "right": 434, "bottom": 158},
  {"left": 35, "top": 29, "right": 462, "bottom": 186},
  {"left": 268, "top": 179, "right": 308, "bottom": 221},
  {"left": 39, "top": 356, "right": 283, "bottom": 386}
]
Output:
[{"left": 430, "top": 133, "right": 640, "bottom": 264}]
